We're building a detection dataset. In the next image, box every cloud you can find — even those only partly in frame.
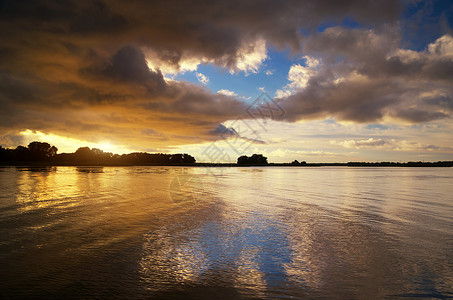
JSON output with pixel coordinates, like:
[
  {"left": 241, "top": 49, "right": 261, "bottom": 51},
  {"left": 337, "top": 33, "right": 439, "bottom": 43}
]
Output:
[
  {"left": 105, "top": 45, "right": 163, "bottom": 83},
  {"left": 0, "top": 0, "right": 403, "bottom": 72},
  {"left": 103, "top": 45, "right": 167, "bottom": 95},
  {"left": 217, "top": 89, "right": 238, "bottom": 97},
  {"left": 240, "top": 136, "right": 267, "bottom": 145},
  {"left": 275, "top": 56, "right": 320, "bottom": 97},
  {"left": 331, "top": 138, "right": 453, "bottom": 152},
  {"left": 276, "top": 29, "right": 453, "bottom": 124},
  {"left": 214, "top": 123, "right": 267, "bottom": 145},
  {"left": 209, "top": 124, "right": 237, "bottom": 137},
  {"left": 0, "top": 43, "right": 248, "bottom": 148},
  {"left": 195, "top": 72, "right": 209, "bottom": 85},
  {"left": 1, "top": 0, "right": 447, "bottom": 151},
  {"left": 145, "top": 38, "right": 268, "bottom": 75},
  {"left": 287, "top": 63, "right": 318, "bottom": 89},
  {"left": 261, "top": 148, "right": 348, "bottom": 160},
  {"left": 0, "top": 133, "right": 24, "bottom": 148},
  {"left": 331, "top": 138, "right": 388, "bottom": 149},
  {"left": 233, "top": 38, "right": 268, "bottom": 74},
  {"left": 428, "top": 34, "right": 453, "bottom": 55}
]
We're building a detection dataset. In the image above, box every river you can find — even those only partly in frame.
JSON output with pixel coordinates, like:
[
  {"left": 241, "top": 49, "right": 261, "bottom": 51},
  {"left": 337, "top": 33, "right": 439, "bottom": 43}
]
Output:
[{"left": 1, "top": 166, "right": 452, "bottom": 299}]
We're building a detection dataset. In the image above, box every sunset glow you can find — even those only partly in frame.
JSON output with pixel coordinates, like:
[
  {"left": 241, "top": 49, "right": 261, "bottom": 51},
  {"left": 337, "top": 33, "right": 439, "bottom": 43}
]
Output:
[{"left": 19, "top": 130, "right": 135, "bottom": 154}]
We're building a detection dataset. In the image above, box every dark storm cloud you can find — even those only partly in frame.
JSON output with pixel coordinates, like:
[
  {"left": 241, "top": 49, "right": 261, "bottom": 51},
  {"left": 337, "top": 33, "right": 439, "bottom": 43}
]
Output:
[
  {"left": 0, "top": 0, "right": 402, "bottom": 70},
  {"left": 0, "top": 72, "right": 42, "bottom": 105},
  {"left": 0, "top": 40, "right": 248, "bottom": 146},
  {"left": 104, "top": 45, "right": 165, "bottom": 84},
  {"left": 424, "top": 94, "right": 453, "bottom": 110}
]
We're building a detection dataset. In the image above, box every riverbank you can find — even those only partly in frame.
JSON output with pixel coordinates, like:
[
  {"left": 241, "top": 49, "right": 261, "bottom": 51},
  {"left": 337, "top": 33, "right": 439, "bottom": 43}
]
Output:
[{"left": 1, "top": 161, "right": 452, "bottom": 167}]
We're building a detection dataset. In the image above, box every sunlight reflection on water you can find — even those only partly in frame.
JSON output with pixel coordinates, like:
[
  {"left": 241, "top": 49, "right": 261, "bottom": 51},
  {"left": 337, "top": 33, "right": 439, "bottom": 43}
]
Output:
[{"left": 1, "top": 166, "right": 453, "bottom": 299}]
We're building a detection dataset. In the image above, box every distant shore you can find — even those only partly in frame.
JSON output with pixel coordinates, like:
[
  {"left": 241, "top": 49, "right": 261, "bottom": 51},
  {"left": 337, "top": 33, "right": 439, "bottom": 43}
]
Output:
[
  {"left": 2, "top": 141, "right": 452, "bottom": 167},
  {"left": 1, "top": 161, "right": 452, "bottom": 167}
]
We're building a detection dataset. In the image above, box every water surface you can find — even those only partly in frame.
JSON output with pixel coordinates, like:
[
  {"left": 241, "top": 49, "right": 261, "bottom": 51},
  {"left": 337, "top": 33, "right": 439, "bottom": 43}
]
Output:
[{"left": 1, "top": 166, "right": 452, "bottom": 299}]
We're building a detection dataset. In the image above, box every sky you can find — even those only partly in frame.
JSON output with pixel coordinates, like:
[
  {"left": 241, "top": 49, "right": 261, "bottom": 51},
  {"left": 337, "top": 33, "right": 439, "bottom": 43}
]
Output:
[{"left": 1, "top": 0, "right": 453, "bottom": 163}]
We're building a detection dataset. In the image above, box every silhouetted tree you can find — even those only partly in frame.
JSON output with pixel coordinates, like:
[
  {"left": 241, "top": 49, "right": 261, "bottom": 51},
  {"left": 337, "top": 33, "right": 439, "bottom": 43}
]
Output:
[
  {"left": 237, "top": 154, "right": 268, "bottom": 165},
  {"left": 14, "top": 145, "right": 30, "bottom": 161},
  {"left": 251, "top": 154, "right": 268, "bottom": 165},
  {"left": 0, "top": 146, "right": 12, "bottom": 161},
  {"left": 170, "top": 154, "right": 184, "bottom": 164},
  {"left": 118, "top": 152, "right": 195, "bottom": 165},
  {"left": 182, "top": 153, "right": 196, "bottom": 164},
  {"left": 237, "top": 155, "right": 248, "bottom": 165},
  {"left": 28, "top": 142, "right": 58, "bottom": 161}
]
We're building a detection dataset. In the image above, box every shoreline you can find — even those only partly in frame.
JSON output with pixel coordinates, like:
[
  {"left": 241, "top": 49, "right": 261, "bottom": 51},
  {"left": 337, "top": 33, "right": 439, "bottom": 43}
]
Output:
[{"left": 1, "top": 162, "right": 452, "bottom": 167}]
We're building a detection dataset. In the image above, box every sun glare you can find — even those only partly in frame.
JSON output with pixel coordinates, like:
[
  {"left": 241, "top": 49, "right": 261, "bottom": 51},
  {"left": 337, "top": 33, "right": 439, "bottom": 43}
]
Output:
[
  {"left": 97, "top": 142, "right": 116, "bottom": 153},
  {"left": 19, "top": 130, "right": 133, "bottom": 154}
]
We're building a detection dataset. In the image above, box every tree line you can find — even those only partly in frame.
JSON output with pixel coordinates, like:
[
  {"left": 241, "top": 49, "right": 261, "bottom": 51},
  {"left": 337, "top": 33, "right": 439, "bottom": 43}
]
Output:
[
  {"left": 1, "top": 141, "right": 451, "bottom": 167},
  {"left": 0, "top": 141, "right": 196, "bottom": 165}
]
